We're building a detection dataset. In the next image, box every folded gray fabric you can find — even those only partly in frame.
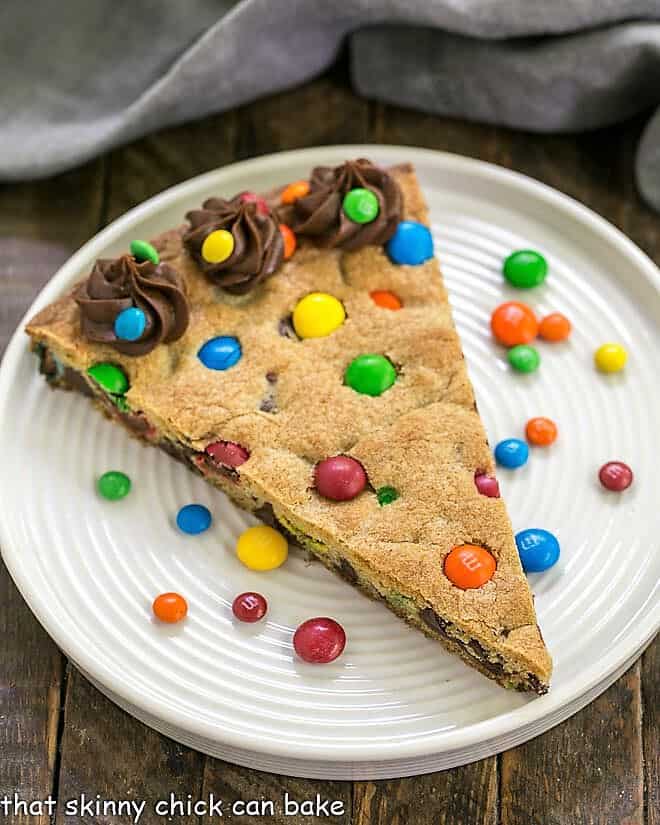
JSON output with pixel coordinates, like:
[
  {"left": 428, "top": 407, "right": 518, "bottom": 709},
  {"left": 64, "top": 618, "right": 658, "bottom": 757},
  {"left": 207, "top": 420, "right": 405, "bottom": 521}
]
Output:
[{"left": 3, "top": 0, "right": 660, "bottom": 212}]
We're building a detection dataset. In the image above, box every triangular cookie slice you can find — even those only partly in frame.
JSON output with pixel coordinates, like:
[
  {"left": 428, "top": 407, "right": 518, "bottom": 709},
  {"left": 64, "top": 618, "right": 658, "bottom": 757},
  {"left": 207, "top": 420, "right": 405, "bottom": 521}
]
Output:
[{"left": 26, "top": 159, "right": 551, "bottom": 693}]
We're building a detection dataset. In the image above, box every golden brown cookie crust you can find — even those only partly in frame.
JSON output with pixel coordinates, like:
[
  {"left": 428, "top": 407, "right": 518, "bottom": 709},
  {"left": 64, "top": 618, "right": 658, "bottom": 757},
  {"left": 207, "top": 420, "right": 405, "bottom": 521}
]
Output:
[{"left": 26, "top": 163, "right": 552, "bottom": 690}]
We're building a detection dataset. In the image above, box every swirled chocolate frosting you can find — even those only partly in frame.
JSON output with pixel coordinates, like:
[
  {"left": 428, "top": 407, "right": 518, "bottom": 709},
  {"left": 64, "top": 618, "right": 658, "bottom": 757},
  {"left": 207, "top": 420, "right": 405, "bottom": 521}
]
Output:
[
  {"left": 288, "top": 159, "right": 402, "bottom": 251},
  {"left": 74, "top": 255, "right": 190, "bottom": 356},
  {"left": 183, "top": 195, "right": 284, "bottom": 294}
]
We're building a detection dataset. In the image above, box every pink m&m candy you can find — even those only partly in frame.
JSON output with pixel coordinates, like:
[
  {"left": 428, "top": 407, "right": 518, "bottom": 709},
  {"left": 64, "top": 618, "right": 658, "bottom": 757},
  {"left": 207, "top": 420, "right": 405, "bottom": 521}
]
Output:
[
  {"left": 474, "top": 472, "right": 500, "bottom": 498},
  {"left": 599, "top": 461, "right": 633, "bottom": 492},
  {"left": 314, "top": 456, "right": 367, "bottom": 501},
  {"left": 293, "top": 617, "right": 346, "bottom": 663}
]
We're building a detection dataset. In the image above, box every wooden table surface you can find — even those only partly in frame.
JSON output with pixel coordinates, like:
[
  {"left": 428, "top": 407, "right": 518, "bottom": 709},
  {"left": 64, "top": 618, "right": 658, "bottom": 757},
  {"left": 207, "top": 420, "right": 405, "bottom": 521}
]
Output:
[{"left": 0, "top": 63, "right": 658, "bottom": 825}]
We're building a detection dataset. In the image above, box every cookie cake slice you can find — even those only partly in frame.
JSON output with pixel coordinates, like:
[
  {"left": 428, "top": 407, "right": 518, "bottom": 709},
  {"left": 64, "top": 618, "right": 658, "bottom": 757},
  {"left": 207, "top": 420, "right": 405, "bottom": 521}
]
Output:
[{"left": 26, "top": 158, "right": 552, "bottom": 693}]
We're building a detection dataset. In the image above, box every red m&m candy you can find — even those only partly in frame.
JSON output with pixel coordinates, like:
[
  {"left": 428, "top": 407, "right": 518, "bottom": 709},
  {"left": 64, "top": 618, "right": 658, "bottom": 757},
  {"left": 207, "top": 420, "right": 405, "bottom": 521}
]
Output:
[
  {"left": 232, "top": 592, "right": 268, "bottom": 623},
  {"left": 239, "top": 191, "right": 269, "bottom": 216},
  {"left": 293, "top": 617, "right": 346, "bottom": 663},
  {"left": 491, "top": 301, "right": 538, "bottom": 347},
  {"left": 599, "top": 461, "right": 633, "bottom": 491},
  {"left": 205, "top": 440, "right": 250, "bottom": 467},
  {"left": 315, "top": 456, "right": 367, "bottom": 501}
]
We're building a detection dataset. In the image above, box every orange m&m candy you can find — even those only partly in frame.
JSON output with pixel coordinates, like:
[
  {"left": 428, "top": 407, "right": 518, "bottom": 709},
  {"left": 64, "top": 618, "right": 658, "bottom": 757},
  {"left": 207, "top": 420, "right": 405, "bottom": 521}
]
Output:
[
  {"left": 370, "top": 289, "right": 402, "bottom": 310},
  {"left": 525, "top": 416, "right": 558, "bottom": 446},
  {"left": 444, "top": 544, "right": 496, "bottom": 589},
  {"left": 280, "top": 223, "right": 297, "bottom": 259},
  {"left": 280, "top": 180, "right": 310, "bottom": 205},
  {"left": 539, "top": 312, "right": 571, "bottom": 342},
  {"left": 490, "top": 301, "right": 538, "bottom": 347},
  {"left": 152, "top": 592, "right": 188, "bottom": 624}
]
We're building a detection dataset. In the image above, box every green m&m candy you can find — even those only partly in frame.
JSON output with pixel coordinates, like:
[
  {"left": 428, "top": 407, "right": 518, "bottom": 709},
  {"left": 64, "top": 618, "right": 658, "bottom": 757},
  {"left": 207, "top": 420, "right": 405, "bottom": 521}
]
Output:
[
  {"left": 503, "top": 250, "right": 547, "bottom": 289},
  {"left": 87, "top": 363, "right": 129, "bottom": 395},
  {"left": 345, "top": 354, "right": 397, "bottom": 396},
  {"left": 342, "top": 188, "right": 379, "bottom": 224},
  {"left": 377, "top": 486, "right": 399, "bottom": 506},
  {"left": 130, "top": 239, "right": 159, "bottom": 265},
  {"left": 508, "top": 344, "right": 541, "bottom": 373},
  {"left": 97, "top": 470, "right": 132, "bottom": 501}
]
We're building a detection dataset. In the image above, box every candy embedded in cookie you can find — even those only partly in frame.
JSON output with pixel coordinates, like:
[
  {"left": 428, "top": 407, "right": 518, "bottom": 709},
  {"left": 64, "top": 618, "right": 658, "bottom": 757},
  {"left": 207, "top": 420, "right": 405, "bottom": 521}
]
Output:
[
  {"left": 444, "top": 545, "right": 496, "bottom": 589},
  {"left": 205, "top": 440, "right": 250, "bottom": 467},
  {"left": 198, "top": 336, "right": 242, "bottom": 370},
  {"left": 315, "top": 456, "right": 367, "bottom": 502},
  {"left": 344, "top": 354, "right": 397, "bottom": 396},
  {"left": 87, "top": 363, "right": 129, "bottom": 402},
  {"left": 386, "top": 221, "right": 434, "bottom": 265},
  {"left": 184, "top": 194, "right": 284, "bottom": 294},
  {"left": 75, "top": 252, "right": 189, "bottom": 356},
  {"left": 292, "top": 292, "right": 345, "bottom": 339},
  {"left": 286, "top": 158, "right": 402, "bottom": 251}
]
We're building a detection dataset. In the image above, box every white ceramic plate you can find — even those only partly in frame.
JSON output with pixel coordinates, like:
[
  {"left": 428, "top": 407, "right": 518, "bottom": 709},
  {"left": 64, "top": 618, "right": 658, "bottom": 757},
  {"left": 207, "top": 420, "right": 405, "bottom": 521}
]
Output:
[{"left": 0, "top": 147, "right": 658, "bottom": 780}]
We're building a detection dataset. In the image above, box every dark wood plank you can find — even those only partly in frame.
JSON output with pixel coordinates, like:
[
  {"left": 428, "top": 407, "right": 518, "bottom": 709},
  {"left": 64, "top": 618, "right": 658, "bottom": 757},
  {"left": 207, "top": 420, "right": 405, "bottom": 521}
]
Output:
[
  {"left": 200, "top": 760, "right": 352, "bottom": 824},
  {"left": 353, "top": 760, "right": 497, "bottom": 825},
  {"left": 103, "top": 111, "right": 239, "bottom": 224},
  {"left": 55, "top": 668, "right": 204, "bottom": 825},
  {"left": 501, "top": 664, "right": 644, "bottom": 825},
  {"left": 0, "top": 159, "right": 104, "bottom": 825},
  {"left": 642, "top": 636, "right": 659, "bottom": 825}
]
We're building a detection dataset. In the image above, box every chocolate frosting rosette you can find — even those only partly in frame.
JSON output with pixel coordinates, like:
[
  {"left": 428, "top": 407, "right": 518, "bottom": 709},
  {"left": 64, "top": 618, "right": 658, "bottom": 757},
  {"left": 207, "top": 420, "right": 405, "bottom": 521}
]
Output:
[
  {"left": 287, "top": 158, "right": 402, "bottom": 251},
  {"left": 184, "top": 195, "right": 284, "bottom": 294},
  {"left": 74, "top": 255, "right": 189, "bottom": 356}
]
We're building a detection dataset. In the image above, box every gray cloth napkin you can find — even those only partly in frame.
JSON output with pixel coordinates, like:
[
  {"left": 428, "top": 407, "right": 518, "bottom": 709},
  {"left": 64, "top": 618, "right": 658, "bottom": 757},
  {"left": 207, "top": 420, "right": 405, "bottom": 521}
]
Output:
[{"left": 3, "top": 0, "right": 660, "bottom": 211}]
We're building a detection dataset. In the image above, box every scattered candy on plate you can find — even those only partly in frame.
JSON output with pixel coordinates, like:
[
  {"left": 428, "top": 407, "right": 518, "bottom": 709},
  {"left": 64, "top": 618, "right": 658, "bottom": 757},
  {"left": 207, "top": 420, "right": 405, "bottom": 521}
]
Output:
[
  {"left": 515, "top": 529, "right": 560, "bottom": 573},
  {"left": 503, "top": 249, "right": 548, "bottom": 289},
  {"left": 315, "top": 455, "right": 367, "bottom": 501},
  {"left": 232, "top": 592, "right": 268, "bottom": 623},
  {"left": 236, "top": 525, "right": 288, "bottom": 571},
  {"left": 97, "top": 470, "right": 131, "bottom": 500},
  {"left": 495, "top": 438, "right": 529, "bottom": 469},
  {"left": 490, "top": 301, "right": 538, "bottom": 347},
  {"left": 594, "top": 342, "right": 627, "bottom": 373},
  {"left": 293, "top": 617, "right": 346, "bottom": 663},
  {"left": 508, "top": 344, "right": 541, "bottom": 373},
  {"left": 444, "top": 544, "right": 497, "bottom": 589},
  {"left": 598, "top": 461, "right": 633, "bottom": 491},
  {"left": 525, "top": 417, "right": 558, "bottom": 446},
  {"left": 152, "top": 592, "right": 188, "bottom": 623},
  {"left": 176, "top": 504, "right": 212, "bottom": 535},
  {"left": 292, "top": 292, "right": 345, "bottom": 339},
  {"left": 539, "top": 312, "right": 571, "bottom": 342}
]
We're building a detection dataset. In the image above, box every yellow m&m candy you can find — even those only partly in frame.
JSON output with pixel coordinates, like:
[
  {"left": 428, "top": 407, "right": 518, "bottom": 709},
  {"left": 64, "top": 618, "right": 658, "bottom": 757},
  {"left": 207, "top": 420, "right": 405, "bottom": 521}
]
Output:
[
  {"left": 292, "top": 292, "right": 345, "bottom": 339},
  {"left": 202, "top": 229, "right": 235, "bottom": 264},
  {"left": 236, "top": 525, "right": 288, "bottom": 571},
  {"left": 594, "top": 342, "right": 627, "bottom": 373}
]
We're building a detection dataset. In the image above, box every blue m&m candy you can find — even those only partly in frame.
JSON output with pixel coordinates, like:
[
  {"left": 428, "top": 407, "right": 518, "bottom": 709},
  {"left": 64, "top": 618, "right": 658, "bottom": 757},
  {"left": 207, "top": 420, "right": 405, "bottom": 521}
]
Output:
[
  {"left": 176, "top": 504, "right": 212, "bottom": 535},
  {"left": 386, "top": 221, "right": 434, "bottom": 266},
  {"left": 114, "top": 307, "right": 147, "bottom": 342},
  {"left": 494, "top": 438, "right": 529, "bottom": 468},
  {"left": 515, "top": 529, "right": 560, "bottom": 572},
  {"left": 198, "top": 336, "right": 242, "bottom": 370}
]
